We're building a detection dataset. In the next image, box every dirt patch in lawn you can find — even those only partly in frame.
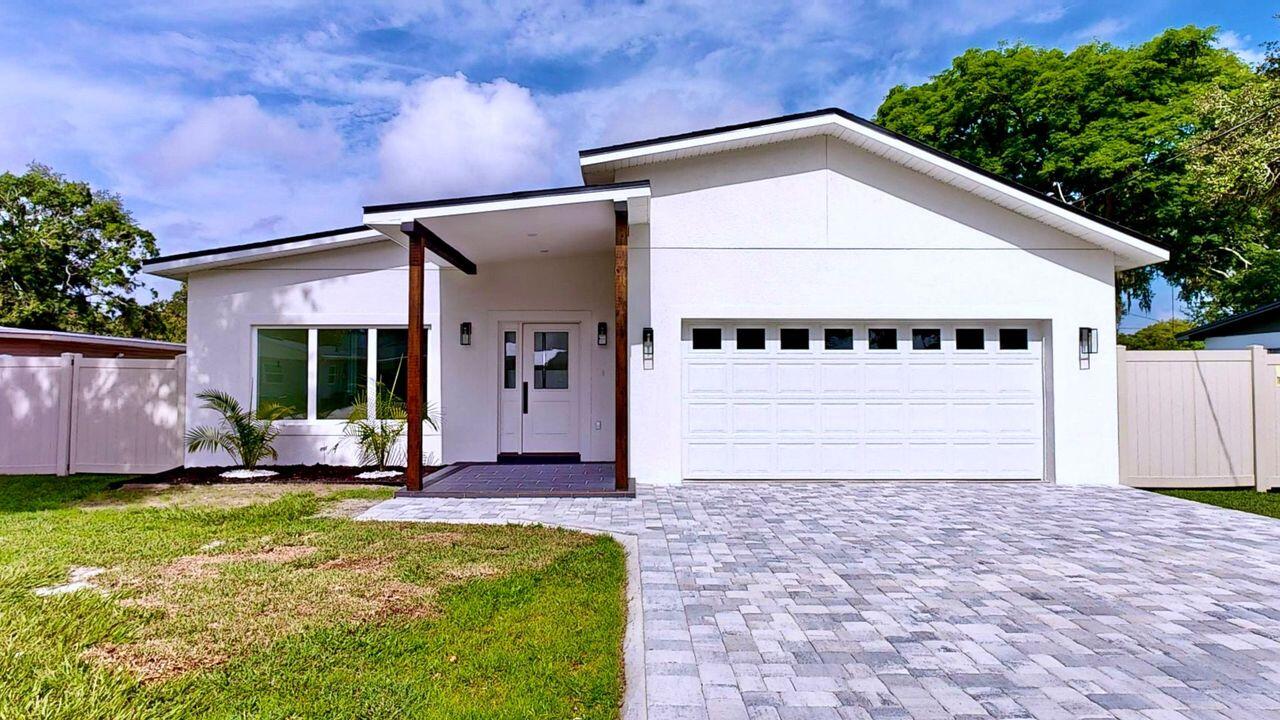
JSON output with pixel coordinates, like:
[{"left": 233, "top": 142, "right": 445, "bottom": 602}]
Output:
[{"left": 89, "top": 541, "right": 438, "bottom": 682}]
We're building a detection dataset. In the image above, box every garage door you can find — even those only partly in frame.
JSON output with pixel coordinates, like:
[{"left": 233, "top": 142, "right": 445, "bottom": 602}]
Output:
[{"left": 681, "top": 322, "right": 1044, "bottom": 480}]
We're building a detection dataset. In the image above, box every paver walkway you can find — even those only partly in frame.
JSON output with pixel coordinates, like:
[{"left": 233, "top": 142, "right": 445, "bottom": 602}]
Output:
[{"left": 361, "top": 483, "right": 1280, "bottom": 719}]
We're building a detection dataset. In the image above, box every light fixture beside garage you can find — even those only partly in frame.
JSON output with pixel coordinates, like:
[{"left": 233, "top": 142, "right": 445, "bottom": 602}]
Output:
[
  {"left": 642, "top": 327, "right": 654, "bottom": 366},
  {"left": 1079, "top": 326, "right": 1098, "bottom": 369},
  {"left": 460, "top": 321, "right": 472, "bottom": 346}
]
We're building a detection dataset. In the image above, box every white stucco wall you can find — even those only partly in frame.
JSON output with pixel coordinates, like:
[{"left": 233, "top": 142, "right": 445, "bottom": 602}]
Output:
[
  {"left": 184, "top": 241, "right": 443, "bottom": 466},
  {"left": 618, "top": 136, "right": 1122, "bottom": 485}
]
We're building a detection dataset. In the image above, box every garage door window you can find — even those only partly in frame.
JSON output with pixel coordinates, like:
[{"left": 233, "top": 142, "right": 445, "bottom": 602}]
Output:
[
  {"left": 824, "top": 328, "right": 853, "bottom": 350},
  {"left": 868, "top": 328, "right": 897, "bottom": 350},
  {"left": 912, "top": 328, "right": 941, "bottom": 350},
  {"left": 999, "top": 328, "right": 1028, "bottom": 350},
  {"left": 956, "top": 328, "right": 984, "bottom": 350},
  {"left": 780, "top": 328, "right": 809, "bottom": 350},
  {"left": 692, "top": 328, "right": 721, "bottom": 350},
  {"left": 736, "top": 328, "right": 765, "bottom": 350}
]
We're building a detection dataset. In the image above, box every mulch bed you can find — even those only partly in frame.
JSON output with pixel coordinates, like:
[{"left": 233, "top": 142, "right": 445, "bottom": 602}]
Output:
[{"left": 115, "top": 464, "right": 443, "bottom": 489}]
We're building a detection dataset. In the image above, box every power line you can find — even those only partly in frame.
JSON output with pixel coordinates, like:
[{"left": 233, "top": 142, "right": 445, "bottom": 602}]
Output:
[{"left": 1073, "top": 95, "right": 1280, "bottom": 206}]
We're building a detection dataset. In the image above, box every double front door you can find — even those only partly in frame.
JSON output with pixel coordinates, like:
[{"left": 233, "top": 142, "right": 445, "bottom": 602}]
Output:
[{"left": 499, "top": 323, "right": 580, "bottom": 455}]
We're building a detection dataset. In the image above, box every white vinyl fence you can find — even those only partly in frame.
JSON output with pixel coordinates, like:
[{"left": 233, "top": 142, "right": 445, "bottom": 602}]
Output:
[
  {"left": 0, "top": 353, "right": 185, "bottom": 476},
  {"left": 1118, "top": 346, "right": 1279, "bottom": 491}
]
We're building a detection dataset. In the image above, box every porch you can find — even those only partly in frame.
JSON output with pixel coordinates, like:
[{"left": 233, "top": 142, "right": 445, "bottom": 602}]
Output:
[
  {"left": 363, "top": 182, "right": 652, "bottom": 495},
  {"left": 396, "top": 461, "right": 633, "bottom": 498}
]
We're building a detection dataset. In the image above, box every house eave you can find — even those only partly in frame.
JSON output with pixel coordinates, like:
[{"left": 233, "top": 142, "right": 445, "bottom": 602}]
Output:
[
  {"left": 142, "top": 226, "right": 387, "bottom": 278},
  {"left": 579, "top": 109, "right": 1168, "bottom": 270}
]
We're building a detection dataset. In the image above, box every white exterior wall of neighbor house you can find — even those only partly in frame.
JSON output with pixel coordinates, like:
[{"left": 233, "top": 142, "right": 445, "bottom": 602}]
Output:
[
  {"left": 184, "top": 241, "right": 444, "bottom": 466},
  {"left": 617, "top": 136, "right": 1121, "bottom": 486},
  {"left": 438, "top": 252, "right": 616, "bottom": 464},
  {"left": 1204, "top": 332, "right": 1280, "bottom": 351}
]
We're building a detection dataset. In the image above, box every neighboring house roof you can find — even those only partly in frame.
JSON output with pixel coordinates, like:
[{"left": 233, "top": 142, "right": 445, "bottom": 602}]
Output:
[
  {"left": 579, "top": 108, "right": 1169, "bottom": 270},
  {"left": 0, "top": 326, "right": 185, "bottom": 358},
  {"left": 1178, "top": 300, "right": 1280, "bottom": 341},
  {"left": 144, "top": 226, "right": 385, "bottom": 278}
]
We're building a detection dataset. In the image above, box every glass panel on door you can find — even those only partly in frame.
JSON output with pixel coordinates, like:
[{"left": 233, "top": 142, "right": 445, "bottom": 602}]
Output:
[{"left": 533, "top": 331, "right": 570, "bottom": 389}]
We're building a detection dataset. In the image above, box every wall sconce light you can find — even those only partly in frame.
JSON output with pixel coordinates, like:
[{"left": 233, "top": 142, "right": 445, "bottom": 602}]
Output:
[
  {"left": 642, "top": 327, "right": 654, "bottom": 360},
  {"left": 597, "top": 321, "right": 608, "bottom": 346},
  {"left": 1079, "top": 327, "right": 1098, "bottom": 356},
  {"left": 460, "top": 321, "right": 472, "bottom": 346}
]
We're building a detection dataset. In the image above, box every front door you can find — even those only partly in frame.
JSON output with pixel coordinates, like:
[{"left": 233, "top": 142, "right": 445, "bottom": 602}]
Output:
[{"left": 508, "top": 324, "right": 579, "bottom": 454}]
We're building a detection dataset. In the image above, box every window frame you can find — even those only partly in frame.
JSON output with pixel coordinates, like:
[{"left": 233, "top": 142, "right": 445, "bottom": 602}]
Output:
[
  {"left": 999, "top": 327, "right": 1030, "bottom": 351},
  {"left": 252, "top": 324, "right": 431, "bottom": 423},
  {"left": 867, "top": 327, "right": 898, "bottom": 351},
  {"left": 779, "top": 328, "right": 811, "bottom": 351},
  {"left": 735, "top": 327, "right": 766, "bottom": 351},
  {"left": 955, "top": 328, "right": 985, "bottom": 351},
  {"left": 823, "top": 328, "right": 855, "bottom": 351},
  {"left": 691, "top": 327, "right": 723, "bottom": 351},
  {"left": 911, "top": 328, "right": 942, "bottom": 351}
]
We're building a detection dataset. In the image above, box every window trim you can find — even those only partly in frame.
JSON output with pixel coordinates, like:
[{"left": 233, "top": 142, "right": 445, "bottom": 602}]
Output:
[
  {"left": 735, "top": 327, "right": 766, "bottom": 351},
  {"left": 253, "top": 324, "right": 431, "bottom": 423},
  {"left": 867, "top": 327, "right": 898, "bottom": 351},
  {"left": 823, "top": 327, "right": 855, "bottom": 351},
  {"left": 955, "top": 328, "right": 985, "bottom": 351},
  {"left": 999, "top": 327, "right": 1030, "bottom": 351},
  {"left": 779, "top": 327, "right": 811, "bottom": 351},
  {"left": 691, "top": 327, "right": 723, "bottom": 351}
]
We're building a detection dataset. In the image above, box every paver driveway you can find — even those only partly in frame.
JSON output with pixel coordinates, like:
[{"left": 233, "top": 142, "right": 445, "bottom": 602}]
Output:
[{"left": 362, "top": 483, "right": 1280, "bottom": 719}]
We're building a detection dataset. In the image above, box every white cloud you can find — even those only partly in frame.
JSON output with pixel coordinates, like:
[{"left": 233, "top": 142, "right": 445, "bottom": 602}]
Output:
[
  {"left": 141, "top": 95, "right": 345, "bottom": 181},
  {"left": 375, "top": 74, "right": 556, "bottom": 201},
  {"left": 1217, "top": 31, "right": 1265, "bottom": 68},
  {"left": 1071, "top": 17, "right": 1133, "bottom": 42}
]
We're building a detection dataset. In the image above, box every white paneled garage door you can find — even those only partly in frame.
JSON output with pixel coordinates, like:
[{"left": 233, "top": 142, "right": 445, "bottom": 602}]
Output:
[{"left": 681, "top": 322, "right": 1045, "bottom": 480}]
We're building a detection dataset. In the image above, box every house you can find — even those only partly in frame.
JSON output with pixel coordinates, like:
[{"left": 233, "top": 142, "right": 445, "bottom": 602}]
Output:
[
  {"left": 144, "top": 108, "right": 1168, "bottom": 487},
  {"left": 1177, "top": 300, "right": 1280, "bottom": 351},
  {"left": 0, "top": 326, "right": 185, "bottom": 359}
]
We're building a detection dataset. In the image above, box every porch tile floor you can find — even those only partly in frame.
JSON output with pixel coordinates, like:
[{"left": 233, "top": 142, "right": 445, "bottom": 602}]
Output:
[
  {"left": 362, "top": 482, "right": 1280, "bottom": 719},
  {"left": 401, "top": 462, "right": 626, "bottom": 497}
]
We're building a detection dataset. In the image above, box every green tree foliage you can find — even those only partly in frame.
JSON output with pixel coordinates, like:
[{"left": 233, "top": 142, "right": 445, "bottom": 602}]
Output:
[
  {"left": 185, "top": 389, "right": 291, "bottom": 469},
  {"left": 1117, "top": 318, "right": 1204, "bottom": 350},
  {"left": 0, "top": 163, "right": 181, "bottom": 340},
  {"left": 874, "top": 26, "right": 1253, "bottom": 311},
  {"left": 1183, "top": 26, "right": 1280, "bottom": 321}
]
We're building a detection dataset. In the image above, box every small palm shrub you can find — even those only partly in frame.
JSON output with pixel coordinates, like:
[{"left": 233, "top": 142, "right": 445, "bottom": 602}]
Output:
[
  {"left": 344, "top": 383, "right": 440, "bottom": 470},
  {"left": 185, "top": 389, "right": 291, "bottom": 469}
]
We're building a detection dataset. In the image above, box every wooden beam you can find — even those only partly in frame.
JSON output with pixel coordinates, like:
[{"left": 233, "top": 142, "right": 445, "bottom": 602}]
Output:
[
  {"left": 400, "top": 220, "right": 477, "bottom": 275},
  {"left": 613, "top": 201, "right": 629, "bottom": 491},
  {"left": 405, "top": 227, "right": 425, "bottom": 491}
]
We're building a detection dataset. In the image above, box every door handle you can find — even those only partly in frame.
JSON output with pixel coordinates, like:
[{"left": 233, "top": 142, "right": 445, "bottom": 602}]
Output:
[{"left": 522, "top": 381, "right": 528, "bottom": 414}]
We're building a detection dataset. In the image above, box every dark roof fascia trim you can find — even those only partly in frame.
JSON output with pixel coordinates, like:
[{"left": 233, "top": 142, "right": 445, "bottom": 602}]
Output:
[
  {"left": 579, "top": 108, "right": 1168, "bottom": 252},
  {"left": 143, "top": 225, "right": 373, "bottom": 266},
  {"left": 1177, "top": 299, "right": 1280, "bottom": 340},
  {"left": 362, "top": 180, "right": 651, "bottom": 215}
]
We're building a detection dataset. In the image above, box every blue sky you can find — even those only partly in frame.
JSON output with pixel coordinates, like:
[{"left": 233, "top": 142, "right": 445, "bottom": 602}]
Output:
[{"left": 1, "top": 1, "right": 1274, "bottom": 325}]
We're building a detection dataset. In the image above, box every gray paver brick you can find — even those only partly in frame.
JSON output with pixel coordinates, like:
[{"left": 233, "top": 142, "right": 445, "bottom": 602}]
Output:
[{"left": 360, "top": 482, "right": 1280, "bottom": 719}]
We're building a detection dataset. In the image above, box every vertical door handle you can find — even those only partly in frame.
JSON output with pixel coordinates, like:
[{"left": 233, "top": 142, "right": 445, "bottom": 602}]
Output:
[{"left": 522, "top": 381, "right": 528, "bottom": 414}]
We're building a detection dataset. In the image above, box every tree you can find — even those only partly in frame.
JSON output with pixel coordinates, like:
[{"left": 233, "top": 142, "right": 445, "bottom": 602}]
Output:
[
  {"left": 1117, "top": 318, "right": 1203, "bottom": 350},
  {"left": 874, "top": 26, "right": 1254, "bottom": 311},
  {"left": 0, "top": 163, "right": 160, "bottom": 335}
]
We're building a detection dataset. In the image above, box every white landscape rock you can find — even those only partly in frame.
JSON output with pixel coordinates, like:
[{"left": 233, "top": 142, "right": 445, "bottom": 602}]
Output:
[
  {"left": 34, "top": 566, "right": 107, "bottom": 597},
  {"left": 219, "top": 469, "right": 279, "bottom": 479},
  {"left": 355, "top": 470, "right": 403, "bottom": 480}
]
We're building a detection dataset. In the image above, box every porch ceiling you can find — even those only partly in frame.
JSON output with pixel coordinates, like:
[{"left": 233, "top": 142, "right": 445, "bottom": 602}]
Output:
[{"left": 363, "top": 182, "right": 649, "bottom": 268}]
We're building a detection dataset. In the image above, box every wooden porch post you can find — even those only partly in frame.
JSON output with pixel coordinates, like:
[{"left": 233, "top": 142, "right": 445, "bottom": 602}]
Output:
[
  {"left": 614, "top": 201, "right": 629, "bottom": 491},
  {"left": 405, "top": 226, "right": 425, "bottom": 492}
]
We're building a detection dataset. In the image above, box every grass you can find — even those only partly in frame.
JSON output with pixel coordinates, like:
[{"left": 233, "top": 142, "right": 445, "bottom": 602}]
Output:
[
  {"left": 1154, "top": 487, "right": 1280, "bottom": 521},
  {"left": 0, "top": 475, "right": 626, "bottom": 719}
]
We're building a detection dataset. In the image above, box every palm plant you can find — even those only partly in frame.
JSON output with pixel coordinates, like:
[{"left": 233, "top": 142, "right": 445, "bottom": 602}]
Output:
[
  {"left": 344, "top": 382, "right": 440, "bottom": 471},
  {"left": 185, "top": 389, "right": 292, "bottom": 469}
]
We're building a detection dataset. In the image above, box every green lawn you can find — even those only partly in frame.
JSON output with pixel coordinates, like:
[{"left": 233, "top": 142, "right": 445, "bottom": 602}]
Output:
[
  {"left": 1154, "top": 488, "right": 1280, "bottom": 520},
  {"left": 0, "top": 475, "right": 625, "bottom": 719}
]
